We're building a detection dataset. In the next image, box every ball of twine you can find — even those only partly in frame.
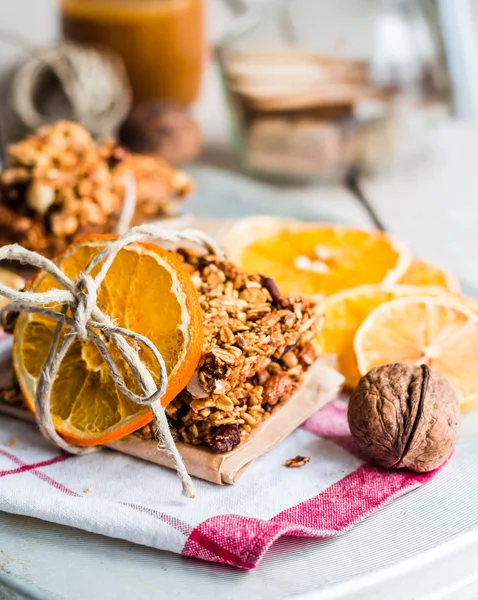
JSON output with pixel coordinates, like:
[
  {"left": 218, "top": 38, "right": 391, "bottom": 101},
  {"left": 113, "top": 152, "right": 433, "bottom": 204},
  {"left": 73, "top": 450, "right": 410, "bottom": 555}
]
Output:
[
  {"left": 0, "top": 225, "right": 224, "bottom": 498},
  {"left": 8, "top": 39, "right": 132, "bottom": 138}
]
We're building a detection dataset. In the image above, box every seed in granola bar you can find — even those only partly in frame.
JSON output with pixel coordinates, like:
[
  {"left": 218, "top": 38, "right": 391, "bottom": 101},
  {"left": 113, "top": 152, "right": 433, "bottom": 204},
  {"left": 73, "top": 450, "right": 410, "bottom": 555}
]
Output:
[
  {"left": 287, "top": 366, "right": 303, "bottom": 378},
  {"left": 242, "top": 411, "right": 257, "bottom": 425},
  {"left": 176, "top": 403, "right": 192, "bottom": 422},
  {"left": 267, "top": 362, "right": 283, "bottom": 375},
  {"left": 300, "top": 330, "right": 317, "bottom": 345},
  {"left": 283, "top": 313, "right": 297, "bottom": 328},
  {"left": 139, "top": 424, "right": 155, "bottom": 440},
  {"left": 284, "top": 456, "right": 310, "bottom": 468},
  {"left": 205, "top": 424, "right": 241, "bottom": 453},
  {"left": 214, "top": 396, "right": 235, "bottom": 412}
]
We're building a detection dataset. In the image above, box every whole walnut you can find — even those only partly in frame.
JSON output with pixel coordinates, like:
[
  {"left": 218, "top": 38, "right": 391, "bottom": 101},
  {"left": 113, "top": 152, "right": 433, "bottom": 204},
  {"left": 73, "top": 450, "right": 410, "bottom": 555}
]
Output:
[
  {"left": 119, "top": 101, "right": 202, "bottom": 166},
  {"left": 348, "top": 363, "right": 460, "bottom": 473}
]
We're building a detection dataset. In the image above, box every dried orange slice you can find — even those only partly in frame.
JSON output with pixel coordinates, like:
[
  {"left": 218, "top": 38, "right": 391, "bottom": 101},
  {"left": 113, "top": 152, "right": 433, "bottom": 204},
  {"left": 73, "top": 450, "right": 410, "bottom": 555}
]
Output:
[
  {"left": 225, "top": 217, "right": 411, "bottom": 298},
  {"left": 398, "top": 258, "right": 461, "bottom": 293},
  {"left": 355, "top": 296, "right": 478, "bottom": 410},
  {"left": 13, "top": 235, "right": 204, "bottom": 445},
  {"left": 316, "top": 285, "right": 446, "bottom": 388}
]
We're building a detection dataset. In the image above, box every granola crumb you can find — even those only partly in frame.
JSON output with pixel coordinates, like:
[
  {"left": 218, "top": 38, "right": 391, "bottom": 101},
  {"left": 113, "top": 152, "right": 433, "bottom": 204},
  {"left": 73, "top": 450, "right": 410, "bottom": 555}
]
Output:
[
  {"left": 83, "top": 488, "right": 92, "bottom": 494},
  {"left": 6, "top": 439, "right": 16, "bottom": 447},
  {"left": 284, "top": 455, "right": 310, "bottom": 468}
]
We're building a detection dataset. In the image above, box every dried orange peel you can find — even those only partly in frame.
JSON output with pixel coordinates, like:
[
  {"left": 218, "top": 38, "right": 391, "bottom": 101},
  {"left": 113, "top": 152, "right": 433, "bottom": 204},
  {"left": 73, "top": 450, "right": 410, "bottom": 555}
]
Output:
[
  {"left": 355, "top": 296, "right": 478, "bottom": 411},
  {"left": 12, "top": 234, "right": 204, "bottom": 446},
  {"left": 398, "top": 258, "right": 461, "bottom": 293},
  {"left": 225, "top": 216, "right": 411, "bottom": 299},
  {"left": 315, "top": 284, "right": 448, "bottom": 388}
]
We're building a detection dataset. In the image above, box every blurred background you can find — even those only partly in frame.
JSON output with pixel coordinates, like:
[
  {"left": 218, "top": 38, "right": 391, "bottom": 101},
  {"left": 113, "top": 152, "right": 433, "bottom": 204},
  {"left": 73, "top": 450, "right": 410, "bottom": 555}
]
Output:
[
  {"left": 0, "top": 0, "right": 477, "bottom": 173},
  {"left": 0, "top": 0, "right": 478, "bottom": 285}
]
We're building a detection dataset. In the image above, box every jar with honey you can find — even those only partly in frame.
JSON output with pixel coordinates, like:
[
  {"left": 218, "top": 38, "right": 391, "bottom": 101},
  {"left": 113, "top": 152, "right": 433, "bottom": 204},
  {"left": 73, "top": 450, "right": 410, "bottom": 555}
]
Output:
[{"left": 61, "top": 0, "right": 204, "bottom": 105}]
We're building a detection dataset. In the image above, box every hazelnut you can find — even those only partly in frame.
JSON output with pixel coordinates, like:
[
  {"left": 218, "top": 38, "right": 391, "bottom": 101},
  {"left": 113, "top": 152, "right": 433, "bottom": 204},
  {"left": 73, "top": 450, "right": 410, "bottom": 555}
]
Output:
[
  {"left": 27, "top": 182, "right": 55, "bottom": 214},
  {"left": 348, "top": 363, "right": 460, "bottom": 473},
  {"left": 119, "top": 101, "right": 202, "bottom": 166}
]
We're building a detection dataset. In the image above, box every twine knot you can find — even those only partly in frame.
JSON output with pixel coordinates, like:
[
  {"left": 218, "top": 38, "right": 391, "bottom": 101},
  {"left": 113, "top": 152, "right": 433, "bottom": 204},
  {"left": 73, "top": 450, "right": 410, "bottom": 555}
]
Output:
[
  {"left": 0, "top": 225, "right": 224, "bottom": 498},
  {"left": 74, "top": 273, "right": 97, "bottom": 339}
]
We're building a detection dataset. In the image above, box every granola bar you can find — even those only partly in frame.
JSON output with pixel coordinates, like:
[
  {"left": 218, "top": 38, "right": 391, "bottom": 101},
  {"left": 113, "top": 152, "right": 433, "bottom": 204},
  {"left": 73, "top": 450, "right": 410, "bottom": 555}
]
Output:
[
  {"left": 139, "top": 248, "right": 321, "bottom": 452},
  {"left": 0, "top": 121, "right": 191, "bottom": 256}
]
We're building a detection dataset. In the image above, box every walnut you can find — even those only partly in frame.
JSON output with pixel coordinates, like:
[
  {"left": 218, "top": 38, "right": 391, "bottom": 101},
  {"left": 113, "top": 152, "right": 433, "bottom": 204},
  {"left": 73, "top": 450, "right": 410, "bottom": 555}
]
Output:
[
  {"left": 348, "top": 363, "right": 460, "bottom": 473},
  {"left": 119, "top": 101, "right": 202, "bottom": 166}
]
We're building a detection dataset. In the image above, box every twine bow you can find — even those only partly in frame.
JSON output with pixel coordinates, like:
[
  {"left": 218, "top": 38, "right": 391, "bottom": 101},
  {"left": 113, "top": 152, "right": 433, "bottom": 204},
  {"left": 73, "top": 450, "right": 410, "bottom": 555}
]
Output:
[{"left": 0, "top": 225, "right": 224, "bottom": 498}]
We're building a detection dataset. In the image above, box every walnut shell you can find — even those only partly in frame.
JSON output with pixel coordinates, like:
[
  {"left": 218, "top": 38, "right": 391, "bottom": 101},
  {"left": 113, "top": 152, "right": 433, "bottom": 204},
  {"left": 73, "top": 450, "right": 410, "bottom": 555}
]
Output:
[
  {"left": 119, "top": 102, "right": 202, "bottom": 166},
  {"left": 348, "top": 363, "right": 460, "bottom": 473}
]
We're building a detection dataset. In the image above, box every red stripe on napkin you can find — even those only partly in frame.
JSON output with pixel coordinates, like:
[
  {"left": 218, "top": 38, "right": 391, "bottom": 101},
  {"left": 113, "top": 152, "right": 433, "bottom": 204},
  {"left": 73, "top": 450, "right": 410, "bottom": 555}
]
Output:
[
  {"left": 0, "top": 453, "right": 69, "bottom": 477},
  {"left": 0, "top": 448, "right": 79, "bottom": 496},
  {"left": 182, "top": 400, "right": 444, "bottom": 569},
  {"left": 301, "top": 399, "right": 359, "bottom": 454}
]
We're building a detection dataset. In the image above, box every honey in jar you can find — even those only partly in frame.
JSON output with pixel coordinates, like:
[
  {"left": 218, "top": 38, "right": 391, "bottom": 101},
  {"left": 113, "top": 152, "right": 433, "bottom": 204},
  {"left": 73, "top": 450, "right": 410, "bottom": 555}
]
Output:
[{"left": 61, "top": 0, "right": 204, "bottom": 105}]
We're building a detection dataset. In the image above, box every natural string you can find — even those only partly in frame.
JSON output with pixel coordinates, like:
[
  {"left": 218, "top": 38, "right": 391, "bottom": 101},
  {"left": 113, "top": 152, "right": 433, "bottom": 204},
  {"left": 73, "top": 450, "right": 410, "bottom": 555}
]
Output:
[
  {"left": 0, "top": 29, "right": 131, "bottom": 138},
  {"left": 116, "top": 175, "right": 137, "bottom": 235},
  {"left": 0, "top": 225, "right": 224, "bottom": 498},
  {"left": 11, "top": 41, "right": 132, "bottom": 138}
]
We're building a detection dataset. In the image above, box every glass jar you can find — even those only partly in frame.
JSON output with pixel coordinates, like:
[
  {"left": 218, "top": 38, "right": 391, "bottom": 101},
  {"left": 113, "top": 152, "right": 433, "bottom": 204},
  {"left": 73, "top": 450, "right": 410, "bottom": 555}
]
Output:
[
  {"left": 218, "top": 0, "right": 450, "bottom": 182},
  {"left": 61, "top": 0, "right": 204, "bottom": 105}
]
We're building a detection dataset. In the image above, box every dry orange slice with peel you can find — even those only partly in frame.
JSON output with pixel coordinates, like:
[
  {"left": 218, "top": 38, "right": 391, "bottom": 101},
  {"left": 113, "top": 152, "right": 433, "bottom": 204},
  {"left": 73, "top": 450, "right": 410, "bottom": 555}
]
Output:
[
  {"left": 354, "top": 296, "right": 478, "bottom": 410},
  {"left": 316, "top": 284, "right": 447, "bottom": 389},
  {"left": 225, "top": 216, "right": 411, "bottom": 299},
  {"left": 13, "top": 234, "right": 204, "bottom": 446},
  {"left": 398, "top": 258, "right": 461, "bottom": 293}
]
